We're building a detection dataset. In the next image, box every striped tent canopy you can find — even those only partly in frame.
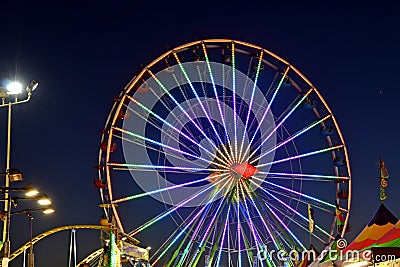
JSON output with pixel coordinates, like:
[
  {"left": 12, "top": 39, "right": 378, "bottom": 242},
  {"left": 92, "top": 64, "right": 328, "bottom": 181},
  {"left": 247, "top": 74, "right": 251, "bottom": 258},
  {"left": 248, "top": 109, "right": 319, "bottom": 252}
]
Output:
[
  {"left": 342, "top": 204, "right": 398, "bottom": 253},
  {"left": 373, "top": 220, "right": 400, "bottom": 247}
]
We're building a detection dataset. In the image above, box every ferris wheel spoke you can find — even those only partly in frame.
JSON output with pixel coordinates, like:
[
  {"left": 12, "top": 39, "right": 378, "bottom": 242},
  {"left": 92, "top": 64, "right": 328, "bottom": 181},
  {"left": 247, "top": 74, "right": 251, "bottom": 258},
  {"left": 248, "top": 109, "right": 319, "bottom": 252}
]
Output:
[
  {"left": 270, "top": 197, "right": 334, "bottom": 243},
  {"left": 262, "top": 187, "right": 333, "bottom": 218},
  {"left": 112, "top": 172, "right": 231, "bottom": 204},
  {"left": 165, "top": 203, "right": 216, "bottom": 267},
  {"left": 151, "top": 199, "right": 213, "bottom": 267},
  {"left": 255, "top": 177, "right": 335, "bottom": 209},
  {"left": 251, "top": 114, "right": 331, "bottom": 163},
  {"left": 238, "top": 184, "right": 268, "bottom": 267},
  {"left": 264, "top": 172, "right": 350, "bottom": 182},
  {"left": 238, "top": 51, "right": 264, "bottom": 162},
  {"left": 261, "top": 175, "right": 342, "bottom": 183},
  {"left": 113, "top": 126, "right": 200, "bottom": 161},
  {"left": 151, "top": 203, "right": 205, "bottom": 262},
  {"left": 112, "top": 133, "right": 213, "bottom": 170},
  {"left": 264, "top": 202, "right": 307, "bottom": 251},
  {"left": 180, "top": 188, "right": 237, "bottom": 267},
  {"left": 186, "top": 195, "right": 229, "bottom": 266},
  {"left": 254, "top": 144, "right": 344, "bottom": 168},
  {"left": 231, "top": 42, "right": 239, "bottom": 160},
  {"left": 122, "top": 101, "right": 201, "bottom": 157},
  {"left": 240, "top": 67, "right": 290, "bottom": 163},
  {"left": 124, "top": 96, "right": 202, "bottom": 157},
  {"left": 131, "top": 176, "right": 231, "bottom": 236},
  {"left": 108, "top": 162, "right": 227, "bottom": 174},
  {"left": 149, "top": 72, "right": 214, "bottom": 151},
  {"left": 201, "top": 43, "right": 235, "bottom": 162},
  {"left": 146, "top": 69, "right": 227, "bottom": 159},
  {"left": 206, "top": 189, "right": 238, "bottom": 266},
  {"left": 113, "top": 126, "right": 230, "bottom": 168},
  {"left": 247, "top": 88, "right": 313, "bottom": 163},
  {"left": 236, "top": 183, "right": 281, "bottom": 253},
  {"left": 172, "top": 53, "right": 231, "bottom": 160},
  {"left": 242, "top": 183, "right": 306, "bottom": 252},
  {"left": 214, "top": 206, "right": 231, "bottom": 267},
  {"left": 266, "top": 201, "right": 328, "bottom": 244},
  {"left": 254, "top": 181, "right": 333, "bottom": 239},
  {"left": 243, "top": 187, "right": 301, "bottom": 264},
  {"left": 177, "top": 202, "right": 218, "bottom": 267},
  {"left": 171, "top": 74, "right": 202, "bottom": 121},
  {"left": 124, "top": 95, "right": 230, "bottom": 166},
  {"left": 235, "top": 185, "right": 243, "bottom": 267}
]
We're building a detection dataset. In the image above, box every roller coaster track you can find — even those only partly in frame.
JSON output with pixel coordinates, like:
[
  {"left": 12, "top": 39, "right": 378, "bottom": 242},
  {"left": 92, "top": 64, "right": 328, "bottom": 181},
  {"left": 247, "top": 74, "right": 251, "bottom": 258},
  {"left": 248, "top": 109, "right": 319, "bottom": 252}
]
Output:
[
  {"left": 10, "top": 225, "right": 111, "bottom": 261},
  {"left": 76, "top": 248, "right": 103, "bottom": 266}
]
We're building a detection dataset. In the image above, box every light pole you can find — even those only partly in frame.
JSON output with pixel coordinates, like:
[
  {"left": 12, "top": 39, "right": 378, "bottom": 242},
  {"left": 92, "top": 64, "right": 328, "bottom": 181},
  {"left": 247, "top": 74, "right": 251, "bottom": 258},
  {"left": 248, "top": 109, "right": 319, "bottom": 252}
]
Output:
[
  {"left": 8, "top": 207, "right": 55, "bottom": 267},
  {"left": 0, "top": 190, "right": 53, "bottom": 267},
  {"left": 0, "top": 80, "right": 38, "bottom": 267},
  {"left": 27, "top": 212, "right": 34, "bottom": 267}
]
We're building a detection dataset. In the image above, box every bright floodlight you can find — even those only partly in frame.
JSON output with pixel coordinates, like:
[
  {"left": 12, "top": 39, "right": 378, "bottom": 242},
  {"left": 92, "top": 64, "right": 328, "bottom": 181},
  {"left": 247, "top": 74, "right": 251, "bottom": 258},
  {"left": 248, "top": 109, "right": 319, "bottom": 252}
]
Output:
[
  {"left": 43, "top": 207, "right": 55, "bottom": 214},
  {"left": 24, "top": 186, "right": 39, "bottom": 197},
  {"left": 6, "top": 82, "right": 23, "bottom": 95},
  {"left": 37, "top": 194, "right": 51, "bottom": 206}
]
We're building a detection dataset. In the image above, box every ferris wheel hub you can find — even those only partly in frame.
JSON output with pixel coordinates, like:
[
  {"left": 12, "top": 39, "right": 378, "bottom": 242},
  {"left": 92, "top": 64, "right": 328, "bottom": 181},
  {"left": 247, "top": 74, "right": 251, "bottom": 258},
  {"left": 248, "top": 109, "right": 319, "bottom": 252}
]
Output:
[{"left": 231, "top": 162, "right": 259, "bottom": 179}]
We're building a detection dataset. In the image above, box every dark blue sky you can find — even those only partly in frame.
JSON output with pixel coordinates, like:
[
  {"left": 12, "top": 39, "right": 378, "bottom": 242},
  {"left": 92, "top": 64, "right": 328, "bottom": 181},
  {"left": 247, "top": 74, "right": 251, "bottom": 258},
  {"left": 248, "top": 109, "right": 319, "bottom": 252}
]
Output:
[{"left": 1, "top": 1, "right": 400, "bottom": 266}]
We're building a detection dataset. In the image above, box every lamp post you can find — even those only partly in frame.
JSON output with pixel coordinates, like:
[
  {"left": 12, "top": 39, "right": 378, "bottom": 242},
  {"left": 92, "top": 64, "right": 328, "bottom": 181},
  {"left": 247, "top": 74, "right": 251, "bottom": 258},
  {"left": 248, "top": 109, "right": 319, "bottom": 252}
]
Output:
[
  {"left": 27, "top": 212, "right": 34, "bottom": 267},
  {"left": 9, "top": 207, "right": 54, "bottom": 267},
  {"left": 0, "top": 193, "right": 53, "bottom": 267},
  {"left": 0, "top": 186, "right": 49, "bottom": 267},
  {"left": 0, "top": 80, "right": 38, "bottom": 267},
  {"left": 9, "top": 206, "right": 55, "bottom": 267}
]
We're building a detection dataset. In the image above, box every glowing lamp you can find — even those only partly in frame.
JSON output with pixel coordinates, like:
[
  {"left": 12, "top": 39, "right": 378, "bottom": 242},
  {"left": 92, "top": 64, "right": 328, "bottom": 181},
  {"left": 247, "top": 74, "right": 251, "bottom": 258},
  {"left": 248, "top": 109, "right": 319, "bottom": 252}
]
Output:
[
  {"left": 37, "top": 194, "right": 51, "bottom": 206},
  {"left": 6, "top": 82, "right": 23, "bottom": 95},
  {"left": 24, "top": 185, "right": 39, "bottom": 197},
  {"left": 42, "top": 207, "right": 55, "bottom": 214}
]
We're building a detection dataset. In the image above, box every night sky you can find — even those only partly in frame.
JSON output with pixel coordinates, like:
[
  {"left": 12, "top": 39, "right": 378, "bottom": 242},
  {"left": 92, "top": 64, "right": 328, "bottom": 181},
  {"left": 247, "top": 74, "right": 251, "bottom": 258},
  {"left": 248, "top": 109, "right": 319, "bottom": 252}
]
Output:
[{"left": 1, "top": 1, "right": 400, "bottom": 266}]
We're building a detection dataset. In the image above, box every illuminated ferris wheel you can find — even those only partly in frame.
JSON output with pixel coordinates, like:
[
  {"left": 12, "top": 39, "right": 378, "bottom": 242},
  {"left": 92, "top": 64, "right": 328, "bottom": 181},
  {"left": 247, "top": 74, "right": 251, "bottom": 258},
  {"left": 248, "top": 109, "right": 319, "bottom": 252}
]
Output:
[{"left": 96, "top": 39, "right": 352, "bottom": 266}]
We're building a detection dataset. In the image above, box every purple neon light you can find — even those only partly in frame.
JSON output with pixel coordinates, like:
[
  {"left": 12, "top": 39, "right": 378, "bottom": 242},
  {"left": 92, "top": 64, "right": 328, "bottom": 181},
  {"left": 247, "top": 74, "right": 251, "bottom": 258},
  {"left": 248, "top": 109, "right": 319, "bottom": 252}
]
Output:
[
  {"left": 125, "top": 95, "right": 228, "bottom": 165},
  {"left": 247, "top": 88, "right": 313, "bottom": 163},
  {"left": 173, "top": 53, "right": 228, "bottom": 159},
  {"left": 241, "top": 183, "right": 280, "bottom": 251},
  {"left": 215, "top": 205, "right": 231, "bottom": 267},
  {"left": 265, "top": 172, "right": 349, "bottom": 180},
  {"left": 123, "top": 103, "right": 202, "bottom": 162},
  {"left": 151, "top": 199, "right": 212, "bottom": 265},
  {"left": 147, "top": 69, "right": 233, "bottom": 164},
  {"left": 266, "top": 201, "right": 327, "bottom": 244},
  {"left": 112, "top": 172, "right": 230, "bottom": 204},
  {"left": 264, "top": 202, "right": 306, "bottom": 250},
  {"left": 250, "top": 179, "right": 332, "bottom": 237},
  {"left": 238, "top": 51, "right": 264, "bottom": 161},
  {"left": 252, "top": 115, "right": 331, "bottom": 163},
  {"left": 239, "top": 184, "right": 266, "bottom": 267},
  {"left": 131, "top": 176, "right": 231, "bottom": 235},
  {"left": 202, "top": 43, "right": 234, "bottom": 161},
  {"left": 241, "top": 67, "right": 290, "bottom": 162},
  {"left": 179, "top": 199, "right": 217, "bottom": 267},
  {"left": 236, "top": 185, "right": 242, "bottom": 267},
  {"left": 232, "top": 43, "right": 238, "bottom": 159},
  {"left": 108, "top": 162, "right": 227, "bottom": 173},
  {"left": 255, "top": 144, "right": 344, "bottom": 168}
]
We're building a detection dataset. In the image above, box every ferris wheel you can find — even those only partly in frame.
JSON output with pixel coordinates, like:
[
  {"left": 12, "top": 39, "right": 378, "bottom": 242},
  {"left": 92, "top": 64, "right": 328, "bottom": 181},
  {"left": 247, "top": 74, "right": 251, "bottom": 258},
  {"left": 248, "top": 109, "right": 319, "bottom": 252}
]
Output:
[{"left": 96, "top": 39, "right": 352, "bottom": 266}]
